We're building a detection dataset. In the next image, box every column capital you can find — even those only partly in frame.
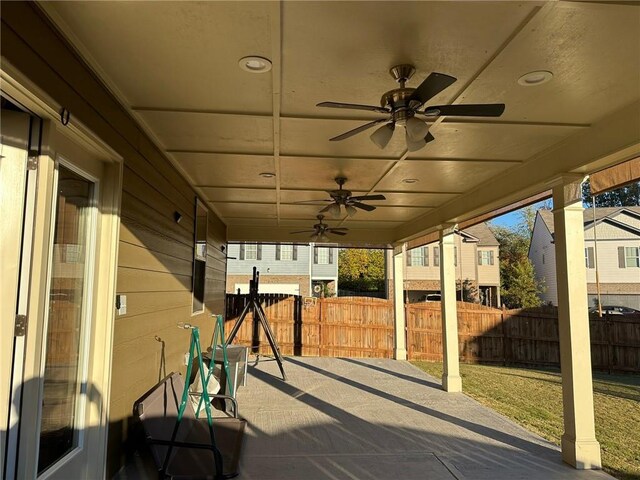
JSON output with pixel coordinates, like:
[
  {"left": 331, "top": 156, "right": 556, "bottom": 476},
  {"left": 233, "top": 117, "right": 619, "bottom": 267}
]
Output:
[
  {"left": 439, "top": 223, "right": 458, "bottom": 237},
  {"left": 392, "top": 242, "right": 406, "bottom": 256},
  {"left": 552, "top": 174, "right": 587, "bottom": 208}
]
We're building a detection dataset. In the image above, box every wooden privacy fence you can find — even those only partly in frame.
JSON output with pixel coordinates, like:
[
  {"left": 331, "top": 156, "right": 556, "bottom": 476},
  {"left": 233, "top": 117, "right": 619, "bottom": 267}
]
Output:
[
  {"left": 225, "top": 294, "right": 395, "bottom": 358},
  {"left": 225, "top": 294, "right": 640, "bottom": 371},
  {"left": 407, "top": 302, "right": 640, "bottom": 372}
]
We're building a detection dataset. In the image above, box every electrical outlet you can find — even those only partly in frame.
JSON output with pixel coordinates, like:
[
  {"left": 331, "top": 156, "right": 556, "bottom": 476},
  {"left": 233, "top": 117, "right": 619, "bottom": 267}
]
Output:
[
  {"left": 184, "top": 353, "right": 190, "bottom": 366},
  {"left": 115, "top": 294, "right": 127, "bottom": 315}
]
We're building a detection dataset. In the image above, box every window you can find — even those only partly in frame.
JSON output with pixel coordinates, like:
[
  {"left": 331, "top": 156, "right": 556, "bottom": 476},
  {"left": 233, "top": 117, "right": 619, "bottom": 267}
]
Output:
[
  {"left": 276, "top": 244, "right": 296, "bottom": 261},
  {"left": 239, "top": 243, "right": 262, "bottom": 261},
  {"left": 454, "top": 246, "right": 457, "bottom": 267},
  {"left": 408, "top": 247, "right": 428, "bottom": 266},
  {"left": 585, "top": 247, "right": 595, "bottom": 268},
  {"left": 621, "top": 246, "right": 640, "bottom": 268},
  {"left": 245, "top": 244, "right": 257, "bottom": 260},
  {"left": 434, "top": 246, "right": 440, "bottom": 267},
  {"left": 192, "top": 199, "right": 207, "bottom": 314},
  {"left": 478, "top": 250, "right": 494, "bottom": 266},
  {"left": 315, "top": 247, "right": 332, "bottom": 264}
]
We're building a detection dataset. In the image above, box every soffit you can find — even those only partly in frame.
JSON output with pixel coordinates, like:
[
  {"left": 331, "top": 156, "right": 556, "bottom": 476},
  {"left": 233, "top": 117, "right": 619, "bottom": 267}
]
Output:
[{"left": 43, "top": 1, "right": 640, "bottom": 247}]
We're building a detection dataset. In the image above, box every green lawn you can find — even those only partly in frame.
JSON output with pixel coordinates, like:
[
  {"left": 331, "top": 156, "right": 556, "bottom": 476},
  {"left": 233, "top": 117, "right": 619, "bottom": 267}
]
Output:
[{"left": 411, "top": 362, "right": 640, "bottom": 480}]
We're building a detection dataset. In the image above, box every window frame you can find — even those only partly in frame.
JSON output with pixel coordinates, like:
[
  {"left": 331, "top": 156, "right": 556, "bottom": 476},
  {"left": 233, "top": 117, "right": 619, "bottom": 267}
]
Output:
[{"left": 624, "top": 246, "right": 640, "bottom": 267}]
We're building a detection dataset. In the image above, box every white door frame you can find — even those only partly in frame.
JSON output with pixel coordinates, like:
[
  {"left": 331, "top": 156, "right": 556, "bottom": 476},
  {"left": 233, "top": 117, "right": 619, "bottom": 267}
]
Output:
[{"left": 1, "top": 65, "right": 123, "bottom": 479}]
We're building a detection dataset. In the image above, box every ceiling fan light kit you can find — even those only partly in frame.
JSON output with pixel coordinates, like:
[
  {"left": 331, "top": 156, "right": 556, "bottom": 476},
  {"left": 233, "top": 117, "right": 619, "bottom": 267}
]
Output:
[
  {"left": 318, "top": 64, "right": 505, "bottom": 152},
  {"left": 370, "top": 123, "right": 395, "bottom": 149}
]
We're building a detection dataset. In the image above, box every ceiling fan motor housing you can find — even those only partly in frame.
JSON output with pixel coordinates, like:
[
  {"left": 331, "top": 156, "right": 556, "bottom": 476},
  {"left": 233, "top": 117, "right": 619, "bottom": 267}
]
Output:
[{"left": 381, "top": 88, "right": 419, "bottom": 126}]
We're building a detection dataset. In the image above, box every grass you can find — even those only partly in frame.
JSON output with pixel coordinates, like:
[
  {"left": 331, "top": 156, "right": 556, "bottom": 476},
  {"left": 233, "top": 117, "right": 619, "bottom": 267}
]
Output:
[{"left": 411, "top": 361, "right": 640, "bottom": 480}]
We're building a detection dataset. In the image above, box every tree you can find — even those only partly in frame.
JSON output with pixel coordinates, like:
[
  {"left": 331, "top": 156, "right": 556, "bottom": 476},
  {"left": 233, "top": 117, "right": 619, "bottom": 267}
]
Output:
[
  {"left": 338, "top": 249, "right": 385, "bottom": 292},
  {"left": 491, "top": 219, "right": 545, "bottom": 309},
  {"left": 582, "top": 179, "right": 640, "bottom": 207}
]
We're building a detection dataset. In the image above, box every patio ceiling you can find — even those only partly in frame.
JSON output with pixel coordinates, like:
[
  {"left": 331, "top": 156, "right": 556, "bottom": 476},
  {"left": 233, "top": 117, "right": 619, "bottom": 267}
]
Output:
[{"left": 41, "top": 1, "right": 640, "bottom": 246}]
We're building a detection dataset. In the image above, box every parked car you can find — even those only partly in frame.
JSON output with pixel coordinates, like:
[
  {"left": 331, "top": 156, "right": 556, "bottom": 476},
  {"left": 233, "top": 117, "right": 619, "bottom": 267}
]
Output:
[
  {"left": 425, "top": 294, "right": 442, "bottom": 302},
  {"left": 589, "top": 306, "right": 640, "bottom": 316}
]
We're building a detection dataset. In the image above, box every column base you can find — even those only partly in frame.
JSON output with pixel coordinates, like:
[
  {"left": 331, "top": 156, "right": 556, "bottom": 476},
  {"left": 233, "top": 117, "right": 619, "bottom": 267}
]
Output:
[
  {"left": 393, "top": 348, "right": 407, "bottom": 361},
  {"left": 442, "top": 374, "right": 462, "bottom": 392},
  {"left": 561, "top": 436, "right": 602, "bottom": 469}
]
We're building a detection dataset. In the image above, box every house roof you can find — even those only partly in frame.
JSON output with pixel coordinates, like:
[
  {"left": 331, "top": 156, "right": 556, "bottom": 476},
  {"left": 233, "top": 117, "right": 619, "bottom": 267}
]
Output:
[
  {"left": 463, "top": 223, "right": 500, "bottom": 247},
  {"left": 537, "top": 207, "right": 640, "bottom": 235}
]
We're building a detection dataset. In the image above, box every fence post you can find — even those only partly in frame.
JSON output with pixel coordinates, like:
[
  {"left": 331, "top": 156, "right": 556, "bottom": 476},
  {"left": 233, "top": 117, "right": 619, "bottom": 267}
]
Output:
[
  {"left": 502, "top": 305, "right": 509, "bottom": 366},
  {"left": 318, "top": 298, "right": 323, "bottom": 356},
  {"left": 606, "top": 313, "right": 614, "bottom": 374}
]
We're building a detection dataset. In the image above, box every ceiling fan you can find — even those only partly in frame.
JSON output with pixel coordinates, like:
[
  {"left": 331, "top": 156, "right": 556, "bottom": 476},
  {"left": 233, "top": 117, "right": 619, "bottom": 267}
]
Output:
[
  {"left": 298, "top": 177, "right": 386, "bottom": 218},
  {"left": 290, "top": 214, "right": 348, "bottom": 242},
  {"left": 317, "top": 64, "right": 505, "bottom": 152}
]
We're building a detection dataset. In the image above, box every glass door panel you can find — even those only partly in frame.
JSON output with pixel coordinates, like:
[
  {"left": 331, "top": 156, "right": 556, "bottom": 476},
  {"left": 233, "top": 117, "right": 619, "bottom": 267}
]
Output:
[{"left": 37, "top": 165, "right": 94, "bottom": 475}]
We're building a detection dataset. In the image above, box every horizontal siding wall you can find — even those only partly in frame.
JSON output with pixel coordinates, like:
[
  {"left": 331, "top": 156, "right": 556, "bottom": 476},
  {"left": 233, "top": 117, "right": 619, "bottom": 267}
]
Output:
[{"left": 1, "top": 4, "right": 227, "bottom": 476}]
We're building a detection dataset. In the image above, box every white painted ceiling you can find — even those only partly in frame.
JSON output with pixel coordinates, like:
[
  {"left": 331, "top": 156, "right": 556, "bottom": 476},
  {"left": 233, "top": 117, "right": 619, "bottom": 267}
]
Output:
[{"left": 43, "top": 1, "right": 640, "bottom": 246}]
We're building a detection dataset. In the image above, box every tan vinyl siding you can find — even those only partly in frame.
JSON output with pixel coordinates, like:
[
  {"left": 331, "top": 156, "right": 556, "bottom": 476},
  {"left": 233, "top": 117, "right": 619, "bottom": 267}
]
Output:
[
  {"left": 0, "top": 5, "right": 228, "bottom": 475},
  {"left": 477, "top": 246, "right": 500, "bottom": 285},
  {"left": 584, "top": 221, "right": 639, "bottom": 240}
]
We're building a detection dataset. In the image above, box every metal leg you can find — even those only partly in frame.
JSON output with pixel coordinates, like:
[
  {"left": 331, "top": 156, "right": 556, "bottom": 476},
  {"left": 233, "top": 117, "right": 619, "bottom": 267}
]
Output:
[
  {"left": 256, "top": 302, "right": 287, "bottom": 381},
  {"left": 225, "top": 300, "right": 251, "bottom": 344}
]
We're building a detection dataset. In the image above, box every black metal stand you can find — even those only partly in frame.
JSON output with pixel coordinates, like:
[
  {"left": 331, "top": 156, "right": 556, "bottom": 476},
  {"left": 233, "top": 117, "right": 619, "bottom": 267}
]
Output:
[{"left": 226, "top": 267, "right": 287, "bottom": 381}]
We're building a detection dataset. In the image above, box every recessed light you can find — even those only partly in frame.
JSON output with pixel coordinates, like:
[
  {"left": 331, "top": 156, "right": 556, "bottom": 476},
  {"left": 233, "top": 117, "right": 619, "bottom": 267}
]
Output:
[
  {"left": 259, "top": 172, "right": 276, "bottom": 178},
  {"left": 239, "top": 56, "right": 272, "bottom": 73},
  {"left": 518, "top": 70, "right": 553, "bottom": 86},
  {"left": 402, "top": 178, "right": 419, "bottom": 184}
]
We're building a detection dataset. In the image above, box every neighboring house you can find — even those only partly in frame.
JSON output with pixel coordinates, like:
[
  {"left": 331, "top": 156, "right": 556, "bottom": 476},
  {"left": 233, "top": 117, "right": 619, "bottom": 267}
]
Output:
[
  {"left": 389, "top": 223, "right": 501, "bottom": 307},
  {"left": 529, "top": 207, "right": 640, "bottom": 309},
  {"left": 226, "top": 243, "right": 338, "bottom": 297}
]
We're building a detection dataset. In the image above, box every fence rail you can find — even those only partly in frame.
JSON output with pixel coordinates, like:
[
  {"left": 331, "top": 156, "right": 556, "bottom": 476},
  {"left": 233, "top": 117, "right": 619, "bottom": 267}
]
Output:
[{"left": 224, "top": 294, "right": 640, "bottom": 372}]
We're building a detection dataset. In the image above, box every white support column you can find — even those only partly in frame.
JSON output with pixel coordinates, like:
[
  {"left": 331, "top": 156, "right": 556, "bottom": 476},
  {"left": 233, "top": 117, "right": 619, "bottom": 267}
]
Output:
[
  {"left": 553, "top": 177, "right": 601, "bottom": 469},
  {"left": 440, "top": 226, "right": 462, "bottom": 392},
  {"left": 393, "top": 244, "right": 407, "bottom": 360}
]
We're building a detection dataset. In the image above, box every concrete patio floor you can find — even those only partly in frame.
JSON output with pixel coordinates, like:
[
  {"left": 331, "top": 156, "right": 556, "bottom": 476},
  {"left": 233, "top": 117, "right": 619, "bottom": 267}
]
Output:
[{"left": 234, "top": 356, "right": 613, "bottom": 480}]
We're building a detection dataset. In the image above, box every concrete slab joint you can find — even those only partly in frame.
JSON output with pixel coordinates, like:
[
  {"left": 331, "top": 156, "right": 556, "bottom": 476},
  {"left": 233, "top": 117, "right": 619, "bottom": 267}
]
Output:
[
  {"left": 552, "top": 178, "right": 602, "bottom": 470},
  {"left": 439, "top": 227, "right": 462, "bottom": 393}
]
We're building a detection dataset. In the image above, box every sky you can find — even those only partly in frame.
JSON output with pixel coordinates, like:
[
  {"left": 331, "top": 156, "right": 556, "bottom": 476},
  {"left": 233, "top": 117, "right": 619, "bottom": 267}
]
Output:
[{"left": 489, "top": 200, "right": 550, "bottom": 230}]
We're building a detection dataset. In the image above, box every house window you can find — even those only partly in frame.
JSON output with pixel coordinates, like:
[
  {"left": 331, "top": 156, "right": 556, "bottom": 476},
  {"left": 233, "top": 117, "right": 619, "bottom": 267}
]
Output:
[
  {"left": 624, "top": 247, "right": 640, "bottom": 267},
  {"left": 409, "top": 247, "right": 428, "bottom": 266},
  {"left": 585, "top": 247, "right": 595, "bottom": 269},
  {"left": 245, "top": 244, "right": 258, "bottom": 260},
  {"left": 192, "top": 199, "right": 207, "bottom": 314},
  {"left": 454, "top": 246, "right": 458, "bottom": 267},
  {"left": 276, "top": 244, "right": 296, "bottom": 261},
  {"left": 478, "top": 250, "right": 494, "bottom": 266},
  {"left": 315, "top": 247, "right": 332, "bottom": 265},
  {"left": 239, "top": 243, "right": 261, "bottom": 261},
  {"left": 434, "top": 246, "right": 440, "bottom": 267}
]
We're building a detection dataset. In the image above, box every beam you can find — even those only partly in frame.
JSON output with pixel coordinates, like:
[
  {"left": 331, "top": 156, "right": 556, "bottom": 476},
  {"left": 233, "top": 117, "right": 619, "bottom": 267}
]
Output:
[{"left": 552, "top": 177, "right": 601, "bottom": 469}]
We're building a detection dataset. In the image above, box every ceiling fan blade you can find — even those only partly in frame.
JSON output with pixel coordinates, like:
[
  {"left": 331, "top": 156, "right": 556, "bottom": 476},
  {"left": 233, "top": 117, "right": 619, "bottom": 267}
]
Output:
[
  {"left": 424, "top": 103, "right": 505, "bottom": 117},
  {"left": 290, "top": 230, "right": 316, "bottom": 234},
  {"left": 317, "top": 101, "right": 390, "bottom": 114},
  {"left": 349, "top": 194, "right": 386, "bottom": 201},
  {"left": 328, "top": 230, "right": 348, "bottom": 236},
  {"left": 351, "top": 202, "right": 376, "bottom": 212},
  {"left": 293, "top": 199, "right": 333, "bottom": 205},
  {"left": 329, "top": 119, "right": 388, "bottom": 142},
  {"left": 409, "top": 72, "right": 457, "bottom": 107}
]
